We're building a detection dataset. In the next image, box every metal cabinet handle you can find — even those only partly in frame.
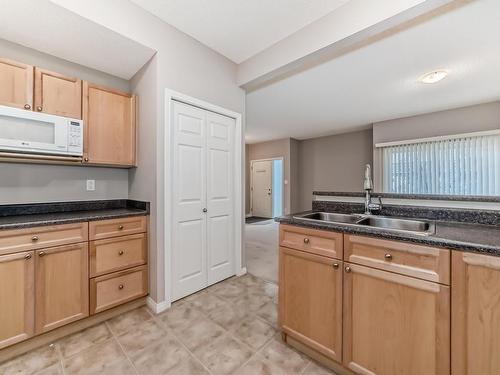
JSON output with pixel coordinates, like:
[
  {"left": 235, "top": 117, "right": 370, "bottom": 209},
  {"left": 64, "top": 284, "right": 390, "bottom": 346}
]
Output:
[
  {"left": 118, "top": 225, "right": 124, "bottom": 230},
  {"left": 38, "top": 251, "right": 45, "bottom": 257},
  {"left": 303, "top": 238, "right": 310, "bottom": 244},
  {"left": 25, "top": 253, "right": 32, "bottom": 260},
  {"left": 36, "top": 106, "right": 42, "bottom": 111},
  {"left": 31, "top": 236, "right": 39, "bottom": 242},
  {"left": 24, "top": 104, "right": 31, "bottom": 110},
  {"left": 384, "top": 253, "right": 393, "bottom": 261},
  {"left": 118, "top": 284, "right": 124, "bottom": 290},
  {"left": 118, "top": 250, "right": 124, "bottom": 256},
  {"left": 345, "top": 266, "right": 351, "bottom": 273},
  {"left": 332, "top": 263, "right": 339, "bottom": 269}
]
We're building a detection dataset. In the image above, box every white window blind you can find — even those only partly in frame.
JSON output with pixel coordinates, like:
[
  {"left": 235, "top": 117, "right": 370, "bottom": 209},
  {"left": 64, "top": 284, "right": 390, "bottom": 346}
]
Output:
[{"left": 379, "top": 132, "right": 500, "bottom": 196}]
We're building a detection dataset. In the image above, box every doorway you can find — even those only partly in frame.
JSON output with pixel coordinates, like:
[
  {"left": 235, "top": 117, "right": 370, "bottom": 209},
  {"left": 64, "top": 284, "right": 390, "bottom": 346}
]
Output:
[{"left": 250, "top": 158, "right": 284, "bottom": 219}]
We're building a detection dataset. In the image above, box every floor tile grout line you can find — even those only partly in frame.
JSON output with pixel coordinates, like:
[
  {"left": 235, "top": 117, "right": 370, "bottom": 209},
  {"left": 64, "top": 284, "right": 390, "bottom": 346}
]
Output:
[
  {"left": 105, "top": 321, "right": 140, "bottom": 375},
  {"left": 149, "top": 313, "right": 216, "bottom": 375}
]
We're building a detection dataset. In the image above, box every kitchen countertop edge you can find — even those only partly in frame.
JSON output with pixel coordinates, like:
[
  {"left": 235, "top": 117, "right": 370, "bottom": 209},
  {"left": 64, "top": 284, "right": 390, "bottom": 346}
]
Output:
[{"left": 276, "top": 213, "right": 500, "bottom": 257}]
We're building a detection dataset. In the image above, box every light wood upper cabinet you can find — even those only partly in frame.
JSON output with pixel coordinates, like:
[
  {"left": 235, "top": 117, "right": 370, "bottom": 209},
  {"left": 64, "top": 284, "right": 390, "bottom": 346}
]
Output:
[
  {"left": 279, "top": 246, "right": 343, "bottom": 361},
  {"left": 35, "top": 243, "right": 89, "bottom": 334},
  {"left": 0, "top": 251, "right": 34, "bottom": 349},
  {"left": 452, "top": 251, "right": 500, "bottom": 375},
  {"left": 343, "top": 262, "right": 450, "bottom": 375},
  {"left": 83, "top": 81, "right": 137, "bottom": 166},
  {"left": 0, "top": 58, "right": 34, "bottom": 110},
  {"left": 34, "top": 68, "right": 82, "bottom": 119}
]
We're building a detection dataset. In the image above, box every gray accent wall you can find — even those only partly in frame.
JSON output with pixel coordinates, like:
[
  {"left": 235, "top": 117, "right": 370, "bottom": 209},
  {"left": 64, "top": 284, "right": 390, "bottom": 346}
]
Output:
[
  {"left": 372, "top": 101, "right": 500, "bottom": 191},
  {"left": 297, "top": 129, "right": 374, "bottom": 211},
  {"left": 0, "top": 39, "right": 131, "bottom": 205}
]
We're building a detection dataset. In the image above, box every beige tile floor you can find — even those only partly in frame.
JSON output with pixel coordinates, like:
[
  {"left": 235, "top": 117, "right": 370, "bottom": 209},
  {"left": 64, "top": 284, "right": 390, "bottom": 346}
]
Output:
[
  {"left": 0, "top": 274, "right": 337, "bottom": 375},
  {"left": 245, "top": 220, "right": 279, "bottom": 283}
]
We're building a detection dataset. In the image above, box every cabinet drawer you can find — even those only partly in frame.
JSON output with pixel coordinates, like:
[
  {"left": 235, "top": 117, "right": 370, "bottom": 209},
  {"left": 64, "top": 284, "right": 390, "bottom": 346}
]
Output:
[
  {"left": 90, "top": 233, "right": 147, "bottom": 277},
  {"left": 90, "top": 265, "right": 148, "bottom": 314},
  {"left": 0, "top": 223, "right": 88, "bottom": 256},
  {"left": 89, "top": 216, "right": 146, "bottom": 240},
  {"left": 344, "top": 235, "right": 450, "bottom": 284},
  {"left": 279, "top": 224, "right": 343, "bottom": 259}
]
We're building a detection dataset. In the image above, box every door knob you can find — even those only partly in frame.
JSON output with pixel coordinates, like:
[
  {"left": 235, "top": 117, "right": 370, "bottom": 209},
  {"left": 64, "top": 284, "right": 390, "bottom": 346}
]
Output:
[{"left": 203, "top": 208, "right": 208, "bottom": 213}]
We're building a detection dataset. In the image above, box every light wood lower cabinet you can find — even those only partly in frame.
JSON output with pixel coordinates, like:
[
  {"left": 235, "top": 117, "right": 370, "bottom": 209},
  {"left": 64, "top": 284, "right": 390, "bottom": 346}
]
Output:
[
  {"left": 342, "top": 262, "right": 450, "bottom": 375},
  {"left": 0, "top": 251, "right": 34, "bottom": 349},
  {"left": 452, "top": 251, "right": 500, "bottom": 375},
  {"left": 279, "top": 246, "right": 343, "bottom": 361},
  {"left": 35, "top": 243, "right": 89, "bottom": 334}
]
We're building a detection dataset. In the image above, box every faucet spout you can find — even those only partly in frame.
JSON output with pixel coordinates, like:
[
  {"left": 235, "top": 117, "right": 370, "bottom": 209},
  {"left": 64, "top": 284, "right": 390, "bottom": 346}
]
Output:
[{"left": 363, "top": 164, "right": 382, "bottom": 214}]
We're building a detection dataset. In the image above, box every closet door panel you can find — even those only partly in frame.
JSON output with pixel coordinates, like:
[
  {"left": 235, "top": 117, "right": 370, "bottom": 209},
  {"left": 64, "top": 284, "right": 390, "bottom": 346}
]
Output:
[
  {"left": 206, "top": 111, "right": 235, "bottom": 284},
  {"left": 172, "top": 101, "right": 207, "bottom": 300}
]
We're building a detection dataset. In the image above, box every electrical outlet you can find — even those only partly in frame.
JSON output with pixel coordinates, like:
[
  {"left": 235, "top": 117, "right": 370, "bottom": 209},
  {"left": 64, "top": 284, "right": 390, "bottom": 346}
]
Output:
[{"left": 86, "top": 180, "right": 96, "bottom": 191}]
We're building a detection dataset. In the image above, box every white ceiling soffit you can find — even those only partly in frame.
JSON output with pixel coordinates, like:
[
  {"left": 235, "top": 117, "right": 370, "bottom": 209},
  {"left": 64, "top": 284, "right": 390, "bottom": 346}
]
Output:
[
  {"left": 245, "top": 0, "right": 500, "bottom": 143},
  {"left": 0, "top": 0, "right": 156, "bottom": 80},
  {"left": 129, "top": 0, "right": 350, "bottom": 64}
]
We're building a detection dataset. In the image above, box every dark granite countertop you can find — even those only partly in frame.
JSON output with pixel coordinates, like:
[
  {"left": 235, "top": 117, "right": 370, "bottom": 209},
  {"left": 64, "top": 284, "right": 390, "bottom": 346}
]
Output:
[
  {"left": 276, "top": 211, "right": 500, "bottom": 257},
  {"left": 0, "top": 200, "right": 149, "bottom": 230}
]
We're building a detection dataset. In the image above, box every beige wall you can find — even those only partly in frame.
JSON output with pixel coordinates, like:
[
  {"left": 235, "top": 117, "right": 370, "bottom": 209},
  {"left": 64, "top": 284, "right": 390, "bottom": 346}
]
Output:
[
  {"left": 372, "top": 101, "right": 500, "bottom": 190},
  {"left": 297, "top": 129, "right": 373, "bottom": 211},
  {"left": 0, "top": 39, "right": 130, "bottom": 204},
  {"left": 246, "top": 138, "right": 292, "bottom": 215}
]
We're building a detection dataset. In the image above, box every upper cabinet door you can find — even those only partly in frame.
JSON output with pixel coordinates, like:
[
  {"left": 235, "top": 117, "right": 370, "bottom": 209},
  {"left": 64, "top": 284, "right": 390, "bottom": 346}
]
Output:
[
  {"left": 34, "top": 68, "right": 82, "bottom": 119},
  {"left": 452, "top": 252, "right": 500, "bottom": 375},
  {"left": 83, "top": 81, "right": 137, "bottom": 166},
  {"left": 0, "top": 58, "right": 33, "bottom": 110},
  {"left": 343, "top": 262, "right": 450, "bottom": 375}
]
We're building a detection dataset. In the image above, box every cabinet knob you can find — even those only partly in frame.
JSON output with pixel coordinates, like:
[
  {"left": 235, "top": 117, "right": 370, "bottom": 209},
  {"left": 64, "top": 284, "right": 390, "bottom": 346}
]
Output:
[
  {"left": 384, "top": 253, "right": 393, "bottom": 261},
  {"left": 25, "top": 253, "right": 32, "bottom": 260},
  {"left": 83, "top": 157, "right": 89, "bottom": 162},
  {"left": 303, "top": 238, "right": 310, "bottom": 244},
  {"left": 118, "top": 225, "right": 124, "bottom": 230},
  {"left": 31, "top": 236, "right": 39, "bottom": 242},
  {"left": 118, "top": 250, "right": 124, "bottom": 256},
  {"left": 36, "top": 106, "right": 42, "bottom": 112},
  {"left": 118, "top": 284, "right": 124, "bottom": 290},
  {"left": 24, "top": 104, "right": 31, "bottom": 110},
  {"left": 332, "top": 263, "right": 339, "bottom": 269},
  {"left": 38, "top": 251, "right": 46, "bottom": 257},
  {"left": 345, "top": 266, "right": 351, "bottom": 273}
]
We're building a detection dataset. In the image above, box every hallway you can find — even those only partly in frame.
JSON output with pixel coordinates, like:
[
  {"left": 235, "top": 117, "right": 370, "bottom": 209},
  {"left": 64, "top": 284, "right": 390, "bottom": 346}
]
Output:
[{"left": 245, "top": 219, "right": 279, "bottom": 284}]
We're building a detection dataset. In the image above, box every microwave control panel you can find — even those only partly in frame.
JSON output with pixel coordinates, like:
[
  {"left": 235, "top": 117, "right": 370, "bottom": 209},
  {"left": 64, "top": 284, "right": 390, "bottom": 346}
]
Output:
[{"left": 67, "top": 120, "right": 83, "bottom": 155}]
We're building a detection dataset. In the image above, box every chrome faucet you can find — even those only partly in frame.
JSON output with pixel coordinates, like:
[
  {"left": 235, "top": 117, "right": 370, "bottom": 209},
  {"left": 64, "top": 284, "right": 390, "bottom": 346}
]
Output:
[{"left": 363, "top": 164, "right": 382, "bottom": 214}]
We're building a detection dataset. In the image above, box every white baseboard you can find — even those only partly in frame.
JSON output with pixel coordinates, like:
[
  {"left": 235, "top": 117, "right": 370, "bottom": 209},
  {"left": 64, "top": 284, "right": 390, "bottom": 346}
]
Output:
[
  {"left": 237, "top": 267, "right": 247, "bottom": 276},
  {"left": 146, "top": 297, "right": 170, "bottom": 314}
]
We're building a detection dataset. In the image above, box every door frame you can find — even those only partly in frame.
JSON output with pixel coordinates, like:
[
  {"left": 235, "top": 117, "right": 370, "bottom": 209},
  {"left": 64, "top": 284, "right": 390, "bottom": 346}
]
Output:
[
  {"left": 163, "top": 89, "right": 244, "bottom": 309},
  {"left": 250, "top": 157, "right": 285, "bottom": 218}
]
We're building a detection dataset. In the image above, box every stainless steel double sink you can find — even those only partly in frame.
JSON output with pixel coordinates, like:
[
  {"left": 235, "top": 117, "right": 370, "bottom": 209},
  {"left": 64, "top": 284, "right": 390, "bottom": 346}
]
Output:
[{"left": 293, "top": 212, "right": 435, "bottom": 236}]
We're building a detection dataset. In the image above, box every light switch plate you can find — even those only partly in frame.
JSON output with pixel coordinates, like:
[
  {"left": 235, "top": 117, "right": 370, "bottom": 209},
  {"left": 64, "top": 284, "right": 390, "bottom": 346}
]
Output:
[{"left": 86, "top": 179, "right": 96, "bottom": 191}]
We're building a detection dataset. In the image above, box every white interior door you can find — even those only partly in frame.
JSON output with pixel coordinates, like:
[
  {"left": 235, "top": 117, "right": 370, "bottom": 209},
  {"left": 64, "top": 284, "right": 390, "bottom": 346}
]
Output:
[
  {"left": 251, "top": 160, "right": 273, "bottom": 218},
  {"left": 172, "top": 100, "right": 236, "bottom": 300},
  {"left": 172, "top": 101, "right": 207, "bottom": 300},
  {"left": 206, "top": 111, "right": 234, "bottom": 285}
]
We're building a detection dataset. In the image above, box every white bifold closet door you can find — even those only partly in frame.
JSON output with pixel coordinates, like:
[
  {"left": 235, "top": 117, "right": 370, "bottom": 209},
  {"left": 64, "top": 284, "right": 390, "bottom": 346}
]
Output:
[{"left": 172, "top": 100, "right": 234, "bottom": 301}]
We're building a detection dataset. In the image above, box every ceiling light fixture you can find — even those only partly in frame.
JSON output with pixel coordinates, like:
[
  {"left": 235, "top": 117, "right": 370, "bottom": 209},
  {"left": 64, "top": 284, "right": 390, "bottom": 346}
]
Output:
[{"left": 418, "top": 70, "right": 449, "bottom": 84}]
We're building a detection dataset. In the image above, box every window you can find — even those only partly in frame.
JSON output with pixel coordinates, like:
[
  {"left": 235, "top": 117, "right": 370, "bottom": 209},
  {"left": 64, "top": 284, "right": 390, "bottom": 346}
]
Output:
[{"left": 379, "top": 131, "right": 500, "bottom": 196}]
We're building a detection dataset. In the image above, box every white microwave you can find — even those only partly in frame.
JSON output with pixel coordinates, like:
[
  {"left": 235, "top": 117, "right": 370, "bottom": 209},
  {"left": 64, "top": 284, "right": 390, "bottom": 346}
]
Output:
[{"left": 0, "top": 105, "right": 83, "bottom": 157}]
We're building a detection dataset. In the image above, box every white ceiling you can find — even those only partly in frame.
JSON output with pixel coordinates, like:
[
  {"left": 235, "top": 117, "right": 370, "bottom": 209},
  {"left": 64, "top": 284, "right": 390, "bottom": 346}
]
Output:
[
  {"left": 129, "top": 0, "right": 349, "bottom": 63},
  {"left": 245, "top": 0, "right": 500, "bottom": 143},
  {"left": 0, "top": 0, "right": 155, "bottom": 80}
]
